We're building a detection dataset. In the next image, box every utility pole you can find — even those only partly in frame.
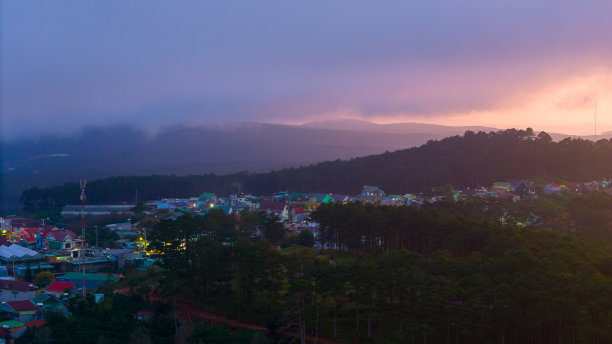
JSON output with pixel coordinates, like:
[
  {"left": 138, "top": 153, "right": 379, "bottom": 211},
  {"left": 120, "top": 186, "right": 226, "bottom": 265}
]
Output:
[
  {"left": 80, "top": 179, "right": 86, "bottom": 239},
  {"left": 94, "top": 226, "right": 99, "bottom": 248},
  {"left": 80, "top": 179, "right": 86, "bottom": 298}
]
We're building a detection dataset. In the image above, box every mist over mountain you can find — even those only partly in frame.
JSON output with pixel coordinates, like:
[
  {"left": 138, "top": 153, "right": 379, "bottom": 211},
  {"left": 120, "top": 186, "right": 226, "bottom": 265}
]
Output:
[
  {"left": 300, "top": 119, "right": 498, "bottom": 135},
  {"left": 2, "top": 121, "right": 498, "bottom": 209},
  {"left": 5, "top": 120, "right": 610, "bottom": 210},
  {"left": 18, "top": 128, "right": 612, "bottom": 212}
]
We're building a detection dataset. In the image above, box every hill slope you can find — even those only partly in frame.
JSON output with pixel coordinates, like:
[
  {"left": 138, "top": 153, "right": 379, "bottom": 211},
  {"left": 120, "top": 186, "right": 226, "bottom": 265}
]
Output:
[
  {"left": 1, "top": 122, "right": 502, "bottom": 209},
  {"left": 18, "top": 129, "right": 612, "bottom": 210}
]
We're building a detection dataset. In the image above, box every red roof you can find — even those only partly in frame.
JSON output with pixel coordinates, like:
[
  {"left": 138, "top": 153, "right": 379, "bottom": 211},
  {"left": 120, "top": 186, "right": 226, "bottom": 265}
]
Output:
[
  {"left": 42, "top": 230, "right": 63, "bottom": 239},
  {"left": 6, "top": 300, "right": 37, "bottom": 311},
  {"left": 23, "top": 236, "right": 37, "bottom": 244},
  {"left": 6, "top": 219, "right": 41, "bottom": 228},
  {"left": 21, "top": 228, "right": 40, "bottom": 236},
  {"left": 46, "top": 281, "right": 74, "bottom": 292},
  {"left": 0, "top": 280, "right": 31, "bottom": 292},
  {"left": 47, "top": 231, "right": 79, "bottom": 242},
  {"left": 293, "top": 207, "right": 305, "bottom": 214},
  {"left": 26, "top": 320, "right": 48, "bottom": 328},
  {"left": 259, "top": 202, "right": 285, "bottom": 212}
]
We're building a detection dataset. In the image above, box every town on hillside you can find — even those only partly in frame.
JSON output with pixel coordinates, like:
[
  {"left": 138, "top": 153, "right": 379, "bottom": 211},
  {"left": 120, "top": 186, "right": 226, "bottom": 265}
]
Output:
[{"left": 0, "top": 178, "right": 609, "bottom": 340}]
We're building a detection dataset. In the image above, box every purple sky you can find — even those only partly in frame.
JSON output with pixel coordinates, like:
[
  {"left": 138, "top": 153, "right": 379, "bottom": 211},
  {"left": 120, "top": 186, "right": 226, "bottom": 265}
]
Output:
[{"left": 2, "top": 1, "right": 612, "bottom": 139}]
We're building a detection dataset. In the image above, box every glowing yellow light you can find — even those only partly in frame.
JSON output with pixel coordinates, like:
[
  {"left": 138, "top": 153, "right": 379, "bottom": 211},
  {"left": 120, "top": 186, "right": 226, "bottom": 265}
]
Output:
[{"left": 209, "top": 203, "right": 214, "bottom": 208}]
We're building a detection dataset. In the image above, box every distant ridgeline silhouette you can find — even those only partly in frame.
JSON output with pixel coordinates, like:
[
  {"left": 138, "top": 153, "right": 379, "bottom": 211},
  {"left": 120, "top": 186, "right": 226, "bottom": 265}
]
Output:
[{"left": 19, "top": 129, "right": 612, "bottom": 210}]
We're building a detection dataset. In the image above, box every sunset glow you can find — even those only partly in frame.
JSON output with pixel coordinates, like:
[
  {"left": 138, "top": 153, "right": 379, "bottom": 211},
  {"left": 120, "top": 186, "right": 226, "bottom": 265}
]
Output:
[{"left": 2, "top": 1, "right": 612, "bottom": 138}]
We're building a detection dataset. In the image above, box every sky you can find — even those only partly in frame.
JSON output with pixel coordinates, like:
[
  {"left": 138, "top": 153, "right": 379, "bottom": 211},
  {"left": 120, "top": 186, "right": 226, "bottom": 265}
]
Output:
[{"left": 2, "top": 1, "right": 612, "bottom": 140}]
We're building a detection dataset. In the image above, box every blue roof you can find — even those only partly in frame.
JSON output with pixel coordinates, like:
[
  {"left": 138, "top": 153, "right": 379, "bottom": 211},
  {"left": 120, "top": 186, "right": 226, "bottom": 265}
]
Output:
[{"left": 217, "top": 205, "right": 232, "bottom": 214}]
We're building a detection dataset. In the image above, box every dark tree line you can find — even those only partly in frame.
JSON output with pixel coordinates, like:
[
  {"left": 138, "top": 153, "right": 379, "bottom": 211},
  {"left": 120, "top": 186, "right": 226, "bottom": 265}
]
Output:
[
  {"left": 20, "top": 129, "right": 612, "bottom": 210},
  {"left": 17, "top": 294, "right": 175, "bottom": 344},
  {"left": 147, "top": 204, "right": 612, "bottom": 344}
]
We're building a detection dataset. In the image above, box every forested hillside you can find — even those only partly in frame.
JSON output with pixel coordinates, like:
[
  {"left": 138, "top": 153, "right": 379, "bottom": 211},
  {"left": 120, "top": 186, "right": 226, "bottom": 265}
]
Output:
[
  {"left": 19, "top": 129, "right": 612, "bottom": 210},
  {"left": 143, "top": 204, "right": 612, "bottom": 343}
]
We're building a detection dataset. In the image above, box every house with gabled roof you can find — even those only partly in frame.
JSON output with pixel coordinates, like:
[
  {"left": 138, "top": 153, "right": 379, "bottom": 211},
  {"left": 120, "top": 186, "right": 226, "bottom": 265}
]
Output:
[
  {"left": 1, "top": 218, "right": 41, "bottom": 233},
  {"left": 544, "top": 183, "right": 562, "bottom": 194},
  {"left": 0, "top": 319, "right": 27, "bottom": 338},
  {"left": 198, "top": 192, "right": 217, "bottom": 204},
  {"left": 361, "top": 186, "right": 385, "bottom": 203},
  {"left": 45, "top": 231, "right": 84, "bottom": 259},
  {"left": 288, "top": 207, "right": 307, "bottom": 223},
  {"left": 156, "top": 200, "right": 178, "bottom": 210},
  {"left": 329, "top": 194, "right": 350, "bottom": 203},
  {"left": 31, "top": 293, "right": 70, "bottom": 316},
  {"left": 259, "top": 202, "right": 288, "bottom": 219},
  {"left": 45, "top": 281, "right": 76, "bottom": 298},
  {"left": 0, "top": 280, "right": 35, "bottom": 302},
  {"left": 509, "top": 180, "right": 535, "bottom": 199},
  {"left": 492, "top": 182, "right": 511, "bottom": 192},
  {"left": 0, "top": 300, "right": 39, "bottom": 322},
  {"left": 321, "top": 194, "right": 334, "bottom": 204}
]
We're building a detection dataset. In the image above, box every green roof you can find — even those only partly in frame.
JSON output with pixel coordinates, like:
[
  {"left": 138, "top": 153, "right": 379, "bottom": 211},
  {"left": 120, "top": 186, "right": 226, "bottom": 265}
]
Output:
[
  {"left": 116, "top": 231, "right": 137, "bottom": 236},
  {"left": 60, "top": 272, "right": 119, "bottom": 281},
  {"left": 217, "top": 205, "right": 232, "bottom": 214},
  {"left": 308, "top": 193, "right": 327, "bottom": 202},
  {"left": 31, "top": 293, "right": 52, "bottom": 304},
  {"left": 322, "top": 194, "right": 334, "bottom": 203},
  {"left": 0, "top": 320, "right": 25, "bottom": 328},
  {"left": 198, "top": 192, "right": 216, "bottom": 200},
  {"left": 0, "top": 304, "right": 16, "bottom": 314},
  {"left": 288, "top": 192, "right": 304, "bottom": 200}
]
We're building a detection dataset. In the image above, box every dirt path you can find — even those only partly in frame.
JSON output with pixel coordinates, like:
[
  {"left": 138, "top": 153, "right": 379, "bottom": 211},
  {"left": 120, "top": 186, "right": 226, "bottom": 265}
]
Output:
[{"left": 147, "top": 290, "right": 341, "bottom": 344}]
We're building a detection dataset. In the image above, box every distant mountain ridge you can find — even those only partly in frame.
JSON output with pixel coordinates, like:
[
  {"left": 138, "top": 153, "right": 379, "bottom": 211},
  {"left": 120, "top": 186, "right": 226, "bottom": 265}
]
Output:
[
  {"left": 300, "top": 119, "right": 612, "bottom": 142},
  {"left": 300, "top": 119, "right": 498, "bottom": 135},
  {"left": 6, "top": 121, "right": 612, "bottom": 210},
  {"left": 2, "top": 121, "right": 501, "bottom": 209},
  {"left": 18, "top": 128, "right": 612, "bottom": 211}
]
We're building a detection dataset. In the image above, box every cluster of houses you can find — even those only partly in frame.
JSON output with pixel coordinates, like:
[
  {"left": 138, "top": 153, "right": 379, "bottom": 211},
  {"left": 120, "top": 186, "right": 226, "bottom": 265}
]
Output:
[
  {"left": 142, "top": 182, "right": 536, "bottom": 222},
  {"left": 0, "top": 215, "right": 150, "bottom": 286},
  {"left": 0, "top": 217, "right": 89, "bottom": 274},
  {"left": 52, "top": 179, "right": 612, "bottom": 244},
  {"left": 0, "top": 270, "right": 119, "bottom": 340},
  {"left": 544, "top": 180, "right": 612, "bottom": 194},
  {"left": 0, "top": 217, "right": 131, "bottom": 339}
]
